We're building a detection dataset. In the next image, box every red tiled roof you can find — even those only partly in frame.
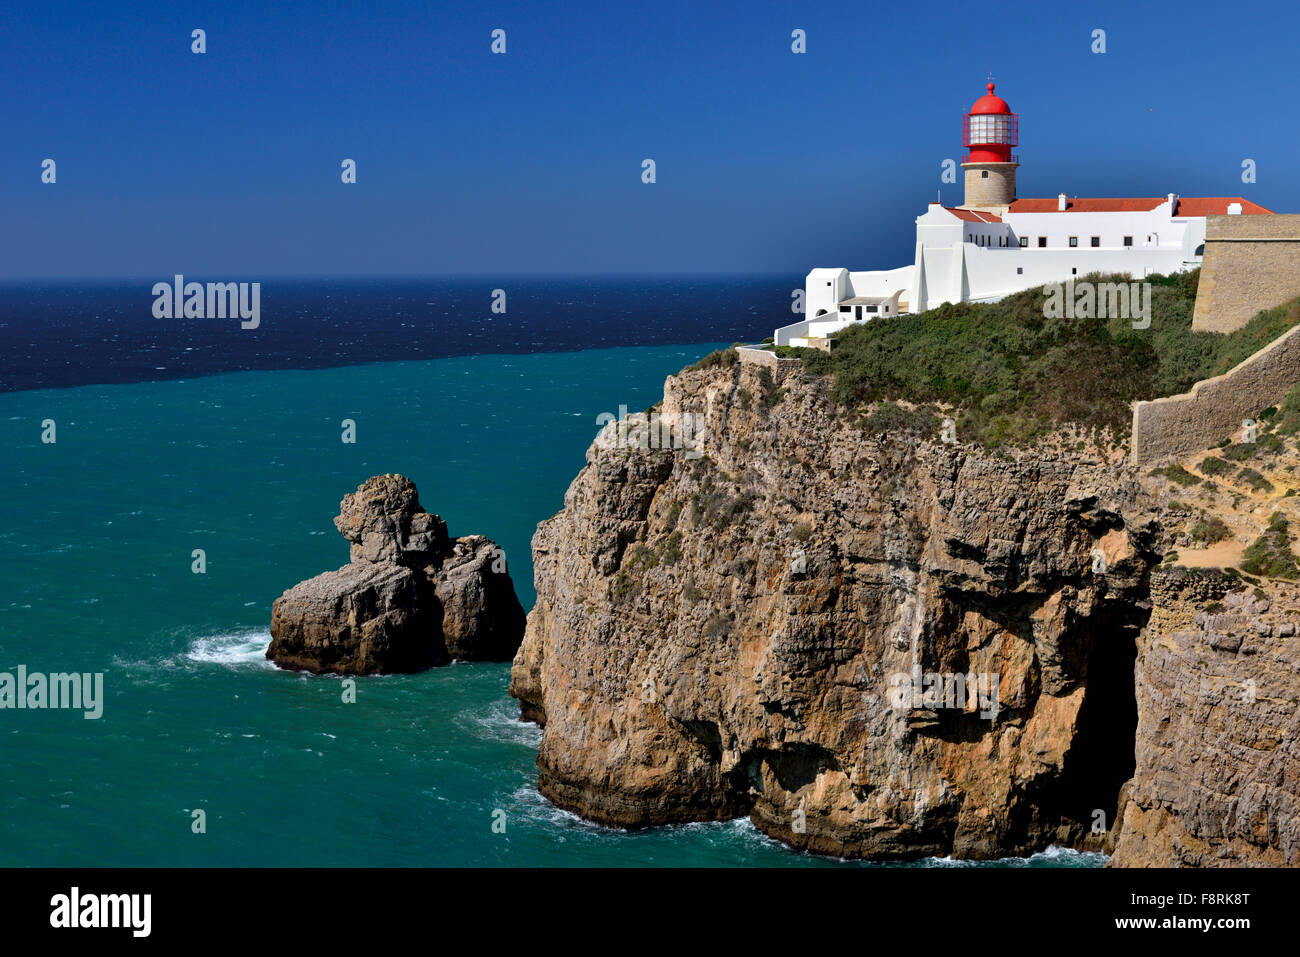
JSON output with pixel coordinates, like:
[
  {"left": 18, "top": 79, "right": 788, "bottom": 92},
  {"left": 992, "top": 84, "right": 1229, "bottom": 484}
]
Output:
[
  {"left": 1009, "top": 197, "right": 1163, "bottom": 212},
  {"left": 1008, "top": 196, "right": 1274, "bottom": 214},
  {"left": 944, "top": 207, "right": 1002, "bottom": 222},
  {"left": 1172, "top": 197, "right": 1273, "bottom": 216}
]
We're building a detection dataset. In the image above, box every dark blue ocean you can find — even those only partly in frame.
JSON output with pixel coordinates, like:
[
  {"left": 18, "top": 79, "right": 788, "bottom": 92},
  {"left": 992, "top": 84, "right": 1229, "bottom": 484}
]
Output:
[
  {"left": 0, "top": 276, "right": 796, "bottom": 393},
  {"left": 0, "top": 278, "right": 1101, "bottom": 867}
]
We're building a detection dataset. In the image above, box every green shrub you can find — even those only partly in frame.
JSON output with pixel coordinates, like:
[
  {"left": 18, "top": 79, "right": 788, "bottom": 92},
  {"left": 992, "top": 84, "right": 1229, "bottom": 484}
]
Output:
[
  {"left": 624, "top": 543, "right": 659, "bottom": 573},
  {"left": 860, "top": 401, "right": 940, "bottom": 437},
  {"left": 612, "top": 571, "right": 640, "bottom": 602},
  {"left": 1150, "top": 463, "right": 1201, "bottom": 486},
  {"left": 661, "top": 531, "right": 683, "bottom": 566},
  {"left": 1236, "top": 467, "right": 1274, "bottom": 493},
  {"left": 688, "top": 348, "right": 738, "bottom": 372},
  {"left": 690, "top": 474, "right": 751, "bottom": 529},
  {"left": 1221, "top": 433, "right": 1282, "bottom": 460},
  {"left": 1275, "top": 385, "right": 1300, "bottom": 435},
  {"left": 756, "top": 367, "right": 787, "bottom": 408},
  {"left": 1198, "top": 456, "right": 1231, "bottom": 477},
  {"left": 1240, "top": 512, "right": 1299, "bottom": 579},
  {"left": 1189, "top": 514, "right": 1230, "bottom": 545},
  {"left": 792, "top": 270, "right": 1300, "bottom": 448}
]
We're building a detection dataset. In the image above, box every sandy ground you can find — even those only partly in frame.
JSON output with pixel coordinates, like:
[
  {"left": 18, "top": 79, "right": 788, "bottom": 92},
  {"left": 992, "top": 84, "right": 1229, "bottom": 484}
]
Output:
[{"left": 1174, "top": 540, "right": 1247, "bottom": 569}]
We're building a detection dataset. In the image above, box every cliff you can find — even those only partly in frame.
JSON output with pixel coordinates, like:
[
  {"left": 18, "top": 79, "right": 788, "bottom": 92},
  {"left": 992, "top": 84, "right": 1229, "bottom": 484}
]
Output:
[
  {"left": 1111, "top": 569, "right": 1300, "bottom": 866},
  {"left": 510, "top": 352, "right": 1300, "bottom": 864},
  {"left": 511, "top": 356, "right": 1160, "bottom": 858}
]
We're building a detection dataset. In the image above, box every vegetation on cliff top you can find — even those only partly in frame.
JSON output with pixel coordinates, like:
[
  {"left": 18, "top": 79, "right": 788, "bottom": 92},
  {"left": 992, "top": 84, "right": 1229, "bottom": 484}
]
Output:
[
  {"left": 790, "top": 269, "right": 1300, "bottom": 448},
  {"left": 1241, "top": 512, "right": 1300, "bottom": 579}
]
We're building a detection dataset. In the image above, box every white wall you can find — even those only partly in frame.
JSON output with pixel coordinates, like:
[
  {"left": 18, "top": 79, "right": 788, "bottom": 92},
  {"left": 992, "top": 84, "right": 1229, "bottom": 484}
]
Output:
[
  {"left": 845, "top": 264, "right": 914, "bottom": 299},
  {"left": 1002, "top": 203, "right": 1189, "bottom": 251},
  {"left": 788, "top": 203, "right": 1208, "bottom": 342},
  {"left": 805, "top": 268, "right": 848, "bottom": 318}
]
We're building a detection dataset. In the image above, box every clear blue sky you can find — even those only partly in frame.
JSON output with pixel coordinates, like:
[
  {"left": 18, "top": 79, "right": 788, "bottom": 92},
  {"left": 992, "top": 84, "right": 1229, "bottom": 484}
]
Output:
[{"left": 1, "top": 0, "right": 1293, "bottom": 278}]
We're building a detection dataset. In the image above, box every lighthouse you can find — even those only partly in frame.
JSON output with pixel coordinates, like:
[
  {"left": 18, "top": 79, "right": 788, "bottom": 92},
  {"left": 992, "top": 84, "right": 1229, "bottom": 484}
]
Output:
[
  {"left": 781, "top": 77, "right": 1273, "bottom": 345},
  {"left": 960, "top": 82, "right": 1019, "bottom": 211}
]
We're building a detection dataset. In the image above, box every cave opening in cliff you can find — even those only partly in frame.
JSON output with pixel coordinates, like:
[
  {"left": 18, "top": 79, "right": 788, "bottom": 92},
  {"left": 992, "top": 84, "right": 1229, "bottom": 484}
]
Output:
[{"left": 1044, "top": 601, "right": 1144, "bottom": 844}]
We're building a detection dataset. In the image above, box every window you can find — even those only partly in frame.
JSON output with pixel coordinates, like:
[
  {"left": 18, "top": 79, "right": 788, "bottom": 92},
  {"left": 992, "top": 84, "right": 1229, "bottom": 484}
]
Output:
[
  {"left": 839, "top": 305, "right": 850, "bottom": 313},
  {"left": 1037, "top": 236, "right": 1047, "bottom": 248},
  {"left": 855, "top": 306, "right": 862, "bottom": 320},
  {"left": 1090, "top": 236, "right": 1100, "bottom": 247},
  {"left": 865, "top": 305, "right": 878, "bottom": 314},
  {"left": 1019, "top": 236, "right": 1028, "bottom": 247},
  {"left": 1071, "top": 267, "right": 1077, "bottom": 275},
  {"left": 1016, "top": 267, "right": 1023, "bottom": 275},
  {"left": 1068, "top": 236, "right": 1078, "bottom": 247},
  {"left": 967, "top": 113, "right": 1014, "bottom": 143},
  {"left": 1123, "top": 236, "right": 1133, "bottom": 247},
  {"left": 826, "top": 281, "right": 832, "bottom": 287},
  {"left": 981, "top": 170, "right": 989, "bottom": 179}
]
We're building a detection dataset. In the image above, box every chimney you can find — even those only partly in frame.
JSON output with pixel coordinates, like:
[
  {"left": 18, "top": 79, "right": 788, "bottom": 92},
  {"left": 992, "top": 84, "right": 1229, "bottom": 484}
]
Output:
[
  {"left": 1167, "top": 192, "right": 1178, "bottom": 214},
  {"left": 1058, "top": 193, "right": 1067, "bottom": 211},
  {"left": 1227, "top": 202, "right": 1243, "bottom": 215}
]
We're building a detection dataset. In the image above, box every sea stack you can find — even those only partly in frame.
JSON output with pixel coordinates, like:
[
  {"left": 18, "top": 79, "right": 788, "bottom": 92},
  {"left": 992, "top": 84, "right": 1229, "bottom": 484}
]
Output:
[{"left": 268, "top": 474, "right": 526, "bottom": 674}]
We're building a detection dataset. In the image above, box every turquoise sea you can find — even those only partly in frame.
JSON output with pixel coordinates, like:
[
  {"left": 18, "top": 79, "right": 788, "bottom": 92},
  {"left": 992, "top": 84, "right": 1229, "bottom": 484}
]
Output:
[{"left": 0, "top": 344, "right": 1103, "bottom": 867}]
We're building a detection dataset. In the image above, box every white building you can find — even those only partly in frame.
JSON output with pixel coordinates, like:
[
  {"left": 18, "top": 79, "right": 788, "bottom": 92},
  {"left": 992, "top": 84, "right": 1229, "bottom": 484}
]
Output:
[{"left": 778, "top": 82, "right": 1273, "bottom": 347}]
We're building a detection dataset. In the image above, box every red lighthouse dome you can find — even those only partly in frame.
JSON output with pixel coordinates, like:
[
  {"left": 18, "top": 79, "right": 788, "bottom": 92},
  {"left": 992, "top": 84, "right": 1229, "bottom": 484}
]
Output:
[
  {"left": 963, "top": 82, "right": 1018, "bottom": 164},
  {"left": 970, "top": 82, "right": 1010, "bottom": 115}
]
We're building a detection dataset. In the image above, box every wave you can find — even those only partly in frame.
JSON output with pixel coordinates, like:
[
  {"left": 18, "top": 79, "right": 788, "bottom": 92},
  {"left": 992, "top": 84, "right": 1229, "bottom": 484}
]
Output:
[
  {"left": 924, "top": 845, "right": 1107, "bottom": 868},
  {"left": 184, "top": 629, "right": 275, "bottom": 668},
  {"left": 455, "top": 698, "right": 543, "bottom": 749}
]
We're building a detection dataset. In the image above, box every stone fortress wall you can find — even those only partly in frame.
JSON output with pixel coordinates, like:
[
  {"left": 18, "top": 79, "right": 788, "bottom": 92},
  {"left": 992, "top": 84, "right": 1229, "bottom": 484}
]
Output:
[
  {"left": 1192, "top": 214, "right": 1300, "bottom": 332},
  {"left": 1131, "top": 323, "right": 1300, "bottom": 465}
]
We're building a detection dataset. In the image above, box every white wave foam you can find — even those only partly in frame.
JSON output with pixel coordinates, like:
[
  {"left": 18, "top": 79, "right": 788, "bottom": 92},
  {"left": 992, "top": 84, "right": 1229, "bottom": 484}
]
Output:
[
  {"left": 456, "top": 699, "right": 543, "bottom": 748},
  {"left": 185, "top": 629, "right": 275, "bottom": 668}
]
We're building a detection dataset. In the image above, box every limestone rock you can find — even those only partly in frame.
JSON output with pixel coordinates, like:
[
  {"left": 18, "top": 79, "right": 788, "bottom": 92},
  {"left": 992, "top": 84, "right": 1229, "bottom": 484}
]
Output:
[
  {"left": 436, "top": 534, "right": 528, "bottom": 661},
  {"left": 509, "top": 358, "right": 1162, "bottom": 858},
  {"left": 510, "top": 354, "right": 1300, "bottom": 864},
  {"left": 1110, "top": 571, "right": 1300, "bottom": 867},
  {"left": 268, "top": 562, "right": 443, "bottom": 675},
  {"left": 267, "top": 474, "right": 525, "bottom": 674},
  {"left": 333, "top": 473, "right": 449, "bottom": 566}
]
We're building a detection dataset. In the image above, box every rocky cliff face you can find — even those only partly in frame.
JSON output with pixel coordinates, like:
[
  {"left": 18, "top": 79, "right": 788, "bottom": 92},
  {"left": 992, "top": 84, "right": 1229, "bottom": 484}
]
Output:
[
  {"left": 269, "top": 474, "right": 526, "bottom": 674},
  {"left": 510, "top": 357, "right": 1168, "bottom": 859},
  {"left": 1111, "top": 570, "right": 1300, "bottom": 866},
  {"left": 511, "top": 354, "right": 1300, "bottom": 864}
]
